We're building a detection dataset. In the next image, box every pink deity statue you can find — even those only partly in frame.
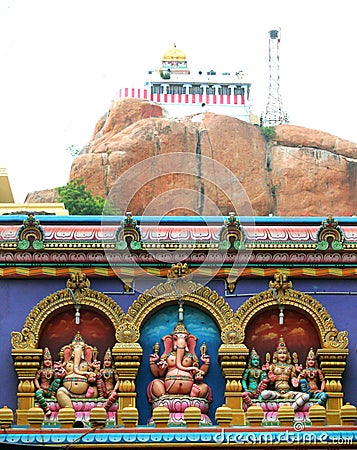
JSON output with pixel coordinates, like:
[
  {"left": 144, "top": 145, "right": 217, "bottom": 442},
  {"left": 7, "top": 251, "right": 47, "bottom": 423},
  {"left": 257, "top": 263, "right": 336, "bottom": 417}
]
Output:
[{"left": 147, "top": 322, "right": 211, "bottom": 400}]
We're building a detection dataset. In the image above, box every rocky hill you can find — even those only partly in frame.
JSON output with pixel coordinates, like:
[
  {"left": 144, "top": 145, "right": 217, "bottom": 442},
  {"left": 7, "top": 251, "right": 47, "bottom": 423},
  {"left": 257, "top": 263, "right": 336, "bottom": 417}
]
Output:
[{"left": 26, "top": 98, "right": 357, "bottom": 216}]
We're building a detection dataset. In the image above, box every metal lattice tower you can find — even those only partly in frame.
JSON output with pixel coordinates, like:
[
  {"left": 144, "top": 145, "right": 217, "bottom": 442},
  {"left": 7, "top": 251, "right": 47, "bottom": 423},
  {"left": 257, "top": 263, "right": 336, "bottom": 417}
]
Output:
[{"left": 262, "top": 29, "right": 288, "bottom": 126}]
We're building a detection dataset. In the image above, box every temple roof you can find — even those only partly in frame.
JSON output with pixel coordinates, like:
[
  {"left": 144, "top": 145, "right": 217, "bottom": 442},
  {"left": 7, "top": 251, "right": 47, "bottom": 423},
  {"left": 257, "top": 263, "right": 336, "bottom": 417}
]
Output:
[{"left": 162, "top": 44, "right": 187, "bottom": 62}]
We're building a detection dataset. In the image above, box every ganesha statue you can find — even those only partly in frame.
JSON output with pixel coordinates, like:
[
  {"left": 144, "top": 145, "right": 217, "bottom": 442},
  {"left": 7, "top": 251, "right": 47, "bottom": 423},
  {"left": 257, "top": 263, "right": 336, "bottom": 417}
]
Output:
[
  {"left": 147, "top": 322, "right": 212, "bottom": 425},
  {"left": 56, "top": 332, "right": 99, "bottom": 409}
]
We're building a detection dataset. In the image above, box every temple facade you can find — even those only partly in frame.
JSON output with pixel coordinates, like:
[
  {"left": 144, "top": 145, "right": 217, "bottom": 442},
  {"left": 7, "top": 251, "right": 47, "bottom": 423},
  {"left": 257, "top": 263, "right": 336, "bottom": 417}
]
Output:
[{"left": 0, "top": 212, "right": 356, "bottom": 448}]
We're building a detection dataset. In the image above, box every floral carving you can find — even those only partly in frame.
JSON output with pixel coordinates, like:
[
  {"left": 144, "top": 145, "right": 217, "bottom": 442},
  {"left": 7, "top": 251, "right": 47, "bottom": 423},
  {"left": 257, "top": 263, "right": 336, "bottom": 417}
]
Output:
[
  {"left": 11, "top": 328, "right": 36, "bottom": 349},
  {"left": 221, "top": 320, "right": 244, "bottom": 344},
  {"left": 116, "top": 318, "right": 140, "bottom": 343},
  {"left": 219, "top": 212, "right": 246, "bottom": 251},
  {"left": 116, "top": 212, "right": 142, "bottom": 250},
  {"left": 128, "top": 264, "right": 235, "bottom": 333}
]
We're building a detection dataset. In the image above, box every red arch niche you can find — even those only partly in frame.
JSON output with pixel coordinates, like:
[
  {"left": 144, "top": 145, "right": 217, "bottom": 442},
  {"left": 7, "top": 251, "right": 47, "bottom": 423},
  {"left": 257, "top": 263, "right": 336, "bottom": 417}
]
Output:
[
  {"left": 38, "top": 307, "right": 116, "bottom": 361},
  {"left": 244, "top": 308, "right": 320, "bottom": 364}
]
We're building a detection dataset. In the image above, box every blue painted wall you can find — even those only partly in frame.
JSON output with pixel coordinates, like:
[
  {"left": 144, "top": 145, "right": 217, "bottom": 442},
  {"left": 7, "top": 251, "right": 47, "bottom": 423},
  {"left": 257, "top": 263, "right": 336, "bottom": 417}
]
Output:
[{"left": 1, "top": 276, "right": 356, "bottom": 416}]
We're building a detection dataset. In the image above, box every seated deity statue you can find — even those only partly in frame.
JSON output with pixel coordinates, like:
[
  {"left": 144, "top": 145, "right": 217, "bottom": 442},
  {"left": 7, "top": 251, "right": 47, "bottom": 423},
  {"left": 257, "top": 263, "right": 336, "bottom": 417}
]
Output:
[
  {"left": 56, "top": 332, "right": 99, "bottom": 408},
  {"left": 148, "top": 322, "right": 211, "bottom": 399},
  {"left": 242, "top": 347, "right": 268, "bottom": 407},
  {"left": 34, "top": 347, "right": 65, "bottom": 416},
  {"left": 147, "top": 322, "right": 212, "bottom": 425},
  {"left": 260, "top": 335, "right": 310, "bottom": 411},
  {"left": 298, "top": 347, "right": 328, "bottom": 406},
  {"left": 96, "top": 347, "right": 119, "bottom": 410}
]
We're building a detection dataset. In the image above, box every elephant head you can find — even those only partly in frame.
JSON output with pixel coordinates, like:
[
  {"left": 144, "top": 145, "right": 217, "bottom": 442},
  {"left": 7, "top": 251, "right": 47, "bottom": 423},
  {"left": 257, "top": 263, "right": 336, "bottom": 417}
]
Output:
[
  {"left": 62, "top": 332, "right": 94, "bottom": 376},
  {"left": 162, "top": 322, "right": 199, "bottom": 373}
]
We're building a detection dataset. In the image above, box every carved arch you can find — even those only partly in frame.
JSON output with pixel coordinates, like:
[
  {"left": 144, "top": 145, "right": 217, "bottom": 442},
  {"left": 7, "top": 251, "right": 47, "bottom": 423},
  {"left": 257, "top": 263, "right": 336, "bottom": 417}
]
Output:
[
  {"left": 11, "top": 288, "right": 125, "bottom": 349},
  {"left": 235, "top": 287, "right": 348, "bottom": 349},
  {"left": 127, "top": 279, "right": 235, "bottom": 335}
]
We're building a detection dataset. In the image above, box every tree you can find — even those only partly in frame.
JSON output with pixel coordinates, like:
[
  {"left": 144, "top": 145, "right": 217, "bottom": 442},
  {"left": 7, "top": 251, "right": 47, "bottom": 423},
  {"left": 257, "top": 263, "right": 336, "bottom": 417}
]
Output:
[{"left": 56, "top": 179, "right": 118, "bottom": 215}]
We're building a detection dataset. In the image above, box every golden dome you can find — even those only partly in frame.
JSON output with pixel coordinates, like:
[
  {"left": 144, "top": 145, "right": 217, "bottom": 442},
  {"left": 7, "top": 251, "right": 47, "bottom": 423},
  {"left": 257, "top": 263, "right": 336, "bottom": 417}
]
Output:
[{"left": 162, "top": 44, "right": 186, "bottom": 62}]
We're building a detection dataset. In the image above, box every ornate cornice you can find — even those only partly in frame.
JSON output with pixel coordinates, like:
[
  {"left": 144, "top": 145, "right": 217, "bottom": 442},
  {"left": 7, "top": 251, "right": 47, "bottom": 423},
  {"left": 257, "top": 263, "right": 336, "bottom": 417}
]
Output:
[
  {"left": 2, "top": 265, "right": 357, "bottom": 279},
  {"left": 1, "top": 215, "right": 357, "bottom": 275}
]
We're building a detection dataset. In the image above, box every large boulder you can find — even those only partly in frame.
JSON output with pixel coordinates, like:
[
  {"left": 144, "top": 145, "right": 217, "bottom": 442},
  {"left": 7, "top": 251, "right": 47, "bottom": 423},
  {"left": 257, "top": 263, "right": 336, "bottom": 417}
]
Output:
[{"left": 26, "top": 98, "right": 357, "bottom": 216}]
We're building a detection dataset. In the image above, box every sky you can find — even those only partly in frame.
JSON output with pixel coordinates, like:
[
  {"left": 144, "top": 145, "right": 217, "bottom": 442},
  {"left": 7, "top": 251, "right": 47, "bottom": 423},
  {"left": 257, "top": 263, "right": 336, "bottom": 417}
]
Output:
[{"left": 1, "top": 0, "right": 357, "bottom": 202}]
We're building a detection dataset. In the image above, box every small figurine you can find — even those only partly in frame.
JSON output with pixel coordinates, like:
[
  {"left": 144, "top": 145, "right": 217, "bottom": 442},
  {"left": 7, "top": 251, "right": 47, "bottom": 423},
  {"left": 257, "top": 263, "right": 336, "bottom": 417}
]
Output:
[
  {"left": 96, "top": 347, "right": 119, "bottom": 410},
  {"left": 298, "top": 348, "right": 328, "bottom": 406},
  {"left": 242, "top": 348, "right": 268, "bottom": 407},
  {"left": 34, "top": 347, "right": 64, "bottom": 416}
]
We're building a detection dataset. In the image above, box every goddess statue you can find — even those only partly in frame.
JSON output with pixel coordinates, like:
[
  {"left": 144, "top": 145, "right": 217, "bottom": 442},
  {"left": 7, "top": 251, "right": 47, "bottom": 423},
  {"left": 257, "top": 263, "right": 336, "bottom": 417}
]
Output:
[
  {"left": 260, "top": 336, "right": 310, "bottom": 411},
  {"left": 242, "top": 347, "right": 268, "bottom": 407},
  {"left": 34, "top": 347, "right": 64, "bottom": 416},
  {"left": 298, "top": 347, "right": 328, "bottom": 406},
  {"left": 96, "top": 347, "right": 119, "bottom": 410}
]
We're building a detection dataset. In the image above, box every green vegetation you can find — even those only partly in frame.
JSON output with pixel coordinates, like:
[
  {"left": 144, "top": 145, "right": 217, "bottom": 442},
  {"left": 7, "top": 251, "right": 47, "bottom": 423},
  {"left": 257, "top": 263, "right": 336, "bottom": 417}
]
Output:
[
  {"left": 66, "top": 144, "right": 81, "bottom": 158},
  {"left": 56, "top": 178, "right": 118, "bottom": 215},
  {"left": 261, "top": 126, "right": 277, "bottom": 141},
  {"left": 159, "top": 70, "right": 171, "bottom": 80}
]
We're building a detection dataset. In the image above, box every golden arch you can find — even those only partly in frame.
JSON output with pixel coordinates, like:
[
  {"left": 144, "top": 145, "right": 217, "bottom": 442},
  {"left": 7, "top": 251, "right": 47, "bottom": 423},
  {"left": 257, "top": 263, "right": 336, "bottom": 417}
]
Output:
[
  {"left": 126, "top": 278, "right": 235, "bottom": 334},
  {"left": 11, "top": 287, "right": 125, "bottom": 349},
  {"left": 235, "top": 287, "right": 348, "bottom": 349}
]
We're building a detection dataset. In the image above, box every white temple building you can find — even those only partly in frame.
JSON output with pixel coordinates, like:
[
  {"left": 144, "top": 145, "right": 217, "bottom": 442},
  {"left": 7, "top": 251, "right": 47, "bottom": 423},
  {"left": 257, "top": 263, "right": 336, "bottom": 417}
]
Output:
[{"left": 114, "top": 45, "right": 254, "bottom": 122}]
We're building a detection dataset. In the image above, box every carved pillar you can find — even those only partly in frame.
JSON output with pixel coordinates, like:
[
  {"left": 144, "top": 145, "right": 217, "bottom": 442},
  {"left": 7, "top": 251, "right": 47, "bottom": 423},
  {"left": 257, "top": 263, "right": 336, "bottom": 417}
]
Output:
[
  {"left": 219, "top": 322, "right": 248, "bottom": 425},
  {"left": 114, "top": 320, "right": 143, "bottom": 425},
  {"left": 11, "top": 349, "right": 42, "bottom": 425},
  {"left": 317, "top": 348, "right": 349, "bottom": 425}
]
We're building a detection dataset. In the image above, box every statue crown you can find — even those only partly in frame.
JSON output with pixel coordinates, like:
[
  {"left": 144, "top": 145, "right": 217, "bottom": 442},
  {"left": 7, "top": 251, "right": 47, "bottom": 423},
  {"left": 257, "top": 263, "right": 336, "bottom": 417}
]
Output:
[
  {"left": 72, "top": 331, "right": 85, "bottom": 347},
  {"left": 173, "top": 321, "right": 189, "bottom": 335},
  {"left": 250, "top": 347, "right": 259, "bottom": 359},
  {"left": 276, "top": 335, "right": 288, "bottom": 350},
  {"left": 43, "top": 347, "right": 52, "bottom": 360},
  {"left": 307, "top": 347, "right": 316, "bottom": 359},
  {"left": 104, "top": 347, "right": 112, "bottom": 360}
]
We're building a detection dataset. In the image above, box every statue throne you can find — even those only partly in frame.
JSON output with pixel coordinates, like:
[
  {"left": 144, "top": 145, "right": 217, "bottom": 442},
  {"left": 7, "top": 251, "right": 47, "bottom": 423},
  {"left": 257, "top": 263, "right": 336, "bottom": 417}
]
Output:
[{"left": 149, "top": 396, "right": 211, "bottom": 426}]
